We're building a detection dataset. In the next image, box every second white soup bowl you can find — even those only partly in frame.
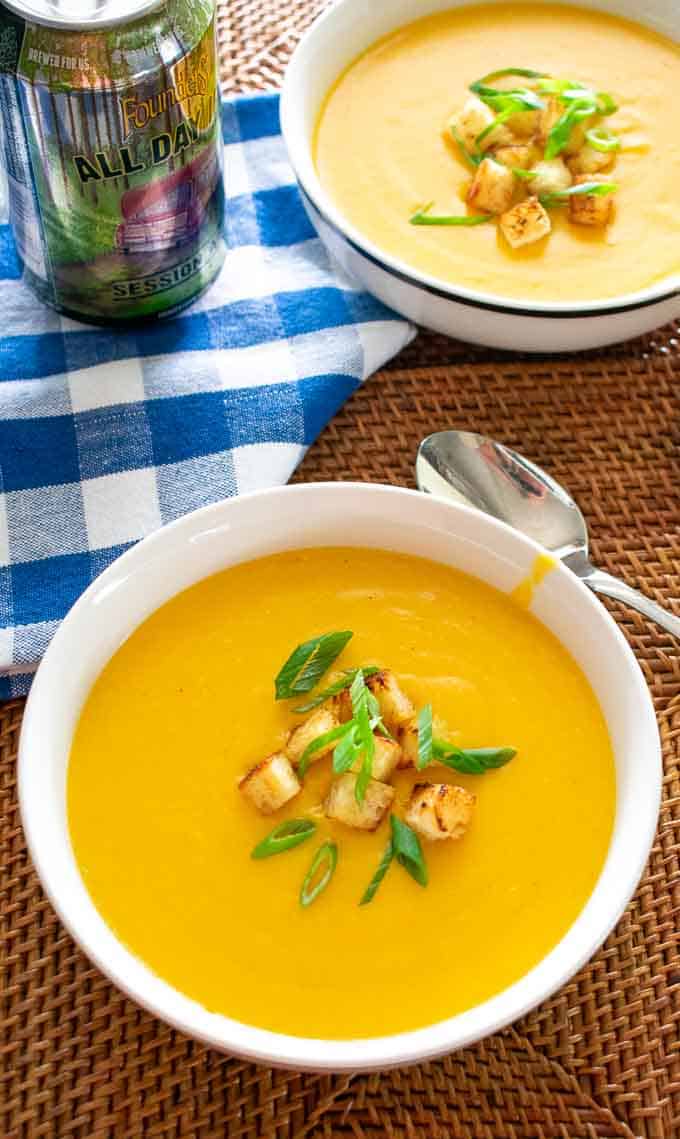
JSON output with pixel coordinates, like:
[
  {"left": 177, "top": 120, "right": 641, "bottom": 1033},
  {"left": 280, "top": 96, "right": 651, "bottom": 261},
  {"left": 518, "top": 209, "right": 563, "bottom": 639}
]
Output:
[{"left": 280, "top": 0, "right": 680, "bottom": 352}]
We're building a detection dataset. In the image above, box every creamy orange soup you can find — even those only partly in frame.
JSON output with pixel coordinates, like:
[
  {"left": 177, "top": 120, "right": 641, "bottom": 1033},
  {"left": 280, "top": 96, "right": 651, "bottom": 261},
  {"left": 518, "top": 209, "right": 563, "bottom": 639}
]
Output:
[
  {"left": 314, "top": 4, "right": 680, "bottom": 301},
  {"left": 68, "top": 548, "right": 615, "bottom": 1039}
]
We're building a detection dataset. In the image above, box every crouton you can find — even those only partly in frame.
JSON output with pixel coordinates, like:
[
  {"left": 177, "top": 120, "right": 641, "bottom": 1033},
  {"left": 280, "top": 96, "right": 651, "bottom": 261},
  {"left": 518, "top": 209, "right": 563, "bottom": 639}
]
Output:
[
  {"left": 351, "top": 734, "right": 401, "bottom": 782},
  {"left": 493, "top": 143, "right": 534, "bottom": 171},
  {"left": 537, "top": 96, "right": 561, "bottom": 147},
  {"left": 332, "top": 686, "right": 353, "bottom": 723},
  {"left": 499, "top": 196, "right": 551, "bottom": 249},
  {"left": 466, "top": 157, "right": 515, "bottom": 214},
  {"left": 504, "top": 108, "right": 540, "bottom": 138},
  {"left": 405, "top": 783, "right": 476, "bottom": 841},
  {"left": 366, "top": 670, "right": 415, "bottom": 731},
  {"left": 395, "top": 717, "right": 419, "bottom": 769},
  {"left": 285, "top": 706, "right": 338, "bottom": 767},
  {"left": 239, "top": 753, "right": 301, "bottom": 814},
  {"left": 568, "top": 176, "right": 615, "bottom": 227},
  {"left": 324, "top": 773, "right": 395, "bottom": 831},
  {"left": 449, "top": 95, "right": 514, "bottom": 152},
  {"left": 567, "top": 145, "right": 616, "bottom": 176},
  {"left": 529, "top": 157, "right": 572, "bottom": 196}
]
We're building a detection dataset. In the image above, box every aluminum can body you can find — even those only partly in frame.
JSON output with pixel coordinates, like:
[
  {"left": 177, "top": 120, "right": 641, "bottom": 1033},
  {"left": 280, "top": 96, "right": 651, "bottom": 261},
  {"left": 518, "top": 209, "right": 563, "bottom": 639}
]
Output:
[{"left": 0, "top": 0, "right": 225, "bottom": 322}]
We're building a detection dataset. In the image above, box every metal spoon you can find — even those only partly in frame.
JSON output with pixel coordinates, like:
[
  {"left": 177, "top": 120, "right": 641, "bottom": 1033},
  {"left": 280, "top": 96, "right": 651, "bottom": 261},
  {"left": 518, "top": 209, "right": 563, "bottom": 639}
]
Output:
[{"left": 416, "top": 429, "right": 680, "bottom": 639}]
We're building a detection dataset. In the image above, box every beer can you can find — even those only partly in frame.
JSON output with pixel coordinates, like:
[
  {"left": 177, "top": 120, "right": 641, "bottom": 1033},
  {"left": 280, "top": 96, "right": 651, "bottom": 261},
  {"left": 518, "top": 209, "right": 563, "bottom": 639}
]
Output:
[{"left": 0, "top": 0, "right": 226, "bottom": 322}]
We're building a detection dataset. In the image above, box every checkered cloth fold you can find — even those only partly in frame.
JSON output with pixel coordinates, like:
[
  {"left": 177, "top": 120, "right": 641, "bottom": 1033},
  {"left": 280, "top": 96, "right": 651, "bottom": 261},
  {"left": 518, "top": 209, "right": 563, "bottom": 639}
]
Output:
[{"left": 0, "top": 94, "right": 414, "bottom": 697}]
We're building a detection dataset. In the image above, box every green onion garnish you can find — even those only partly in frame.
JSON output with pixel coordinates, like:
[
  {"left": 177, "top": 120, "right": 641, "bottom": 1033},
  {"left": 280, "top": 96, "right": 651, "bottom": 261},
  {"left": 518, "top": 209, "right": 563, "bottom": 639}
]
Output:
[
  {"left": 298, "top": 719, "right": 355, "bottom": 780},
  {"left": 359, "top": 839, "right": 394, "bottom": 906},
  {"left": 391, "top": 816, "right": 428, "bottom": 887},
  {"left": 416, "top": 704, "right": 433, "bottom": 770},
  {"left": 299, "top": 841, "right": 338, "bottom": 907},
  {"left": 432, "top": 739, "right": 517, "bottom": 774},
  {"left": 350, "top": 669, "right": 376, "bottom": 803},
  {"left": 449, "top": 125, "right": 482, "bottom": 168},
  {"left": 470, "top": 84, "right": 544, "bottom": 113},
  {"left": 410, "top": 203, "right": 492, "bottom": 227},
  {"left": 585, "top": 127, "right": 621, "bottom": 153},
  {"left": 544, "top": 97, "right": 597, "bottom": 159},
  {"left": 332, "top": 722, "right": 362, "bottom": 775},
  {"left": 292, "top": 666, "right": 380, "bottom": 713},
  {"left": 540, "top": 180, "right": 617, "bottom": 207},
  {"left": 251, "top": 818, "right": 316, "bottom": 859},
  {"left": 596, "top": 92, "right": 618, "bottom": 116},
  {"left": 275, "top": 630, "right": 353, "bottom": 700}
]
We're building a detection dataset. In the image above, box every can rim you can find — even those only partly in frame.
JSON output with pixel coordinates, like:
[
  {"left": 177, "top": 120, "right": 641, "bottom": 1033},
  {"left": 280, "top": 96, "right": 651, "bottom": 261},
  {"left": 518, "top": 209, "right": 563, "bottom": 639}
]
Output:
[{"left": 0, "top": 0, "right": 166, "bottom": 30}]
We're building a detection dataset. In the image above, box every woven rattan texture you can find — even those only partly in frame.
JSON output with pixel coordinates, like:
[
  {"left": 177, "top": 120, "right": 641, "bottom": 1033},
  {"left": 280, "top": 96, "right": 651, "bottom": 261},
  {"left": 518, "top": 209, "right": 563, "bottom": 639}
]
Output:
[{"left": 3, "top": 2, "right": 680, "bottom": 1136}]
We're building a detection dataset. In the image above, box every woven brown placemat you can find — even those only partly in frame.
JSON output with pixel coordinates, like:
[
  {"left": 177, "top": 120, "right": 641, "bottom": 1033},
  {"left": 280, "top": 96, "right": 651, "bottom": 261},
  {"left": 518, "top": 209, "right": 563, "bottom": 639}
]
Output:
[{"left": 2, "top": 3, "right": 680, "bottom": 1136}]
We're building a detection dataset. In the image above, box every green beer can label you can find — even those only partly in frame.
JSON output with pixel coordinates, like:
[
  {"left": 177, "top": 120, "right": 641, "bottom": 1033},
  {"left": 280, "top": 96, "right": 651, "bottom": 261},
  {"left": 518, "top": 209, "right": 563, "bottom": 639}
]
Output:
[{"left": 0, "top": 0, "right": 226, "bottom": 322}]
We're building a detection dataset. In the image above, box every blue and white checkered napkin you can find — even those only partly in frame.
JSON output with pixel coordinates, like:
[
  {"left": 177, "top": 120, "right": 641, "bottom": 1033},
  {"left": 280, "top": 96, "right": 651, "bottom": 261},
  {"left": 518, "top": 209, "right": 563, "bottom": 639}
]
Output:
[{"left": 0, "top": 93, "right": 414, "bottom": 697}]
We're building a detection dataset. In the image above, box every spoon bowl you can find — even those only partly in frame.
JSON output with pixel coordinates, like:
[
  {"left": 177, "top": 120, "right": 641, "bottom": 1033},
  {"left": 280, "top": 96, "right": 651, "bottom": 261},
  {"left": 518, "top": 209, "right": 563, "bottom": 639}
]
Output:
[{"left": 416, "top": 431, "right": 680, "bottom": 640}]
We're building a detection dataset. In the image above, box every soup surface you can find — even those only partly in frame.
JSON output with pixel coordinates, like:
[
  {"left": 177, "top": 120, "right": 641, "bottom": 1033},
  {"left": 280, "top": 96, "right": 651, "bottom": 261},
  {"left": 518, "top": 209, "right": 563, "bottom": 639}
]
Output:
[
  {"left": 314, "top": 3, "right": 680, "bottom": 301},
  {"left": 68, "top": 548, "right": 615, "bottom": 1039}
]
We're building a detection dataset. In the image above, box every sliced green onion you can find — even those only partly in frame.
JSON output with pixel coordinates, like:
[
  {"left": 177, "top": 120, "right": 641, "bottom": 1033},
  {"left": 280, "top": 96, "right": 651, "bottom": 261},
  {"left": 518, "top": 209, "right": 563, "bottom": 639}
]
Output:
[
  {"left": 513, "top": 167, "right": 538, "bottom": 181},
  {"left": 596, "top": 92, "right": 618, "bottom": 116},
  {"left": 540, "top": 180, "right": 618, "bottom": 207},
  {"left": 544, "top": 97, "right": 597, "bottom": 160},
  {"left": 449, "top": 124, "right": 482, "bottom": 168},
  {"left": 390, "top": 816, "right": 428, "bottom": 887},
  {"left": 585, "top": 126, "right": 621, "bottom": 153},
  {"left": 298, "top": 719, "right": 354, "bottom": 780},
  {"left": 432, "top": 739, "right": 517, "bottom": 774},
  {"left": 475, "top": 108, "right": 513, "bottom": 147},
  {"left": 332, "top": 722, "right": 362, "bottom": 775},
  {"left": 292, "top": 666, "right": 380, "bottom": 714},
  {"left": 410, "top": 203, "right": 492, "bottom": 227},
  {"left": 299, "top": 841, "right": 338, "bottom": 907},
  {"left": 416, "top": 704, "right": 433, "bottom": 771},
  {"left": 251, "top": 818, "right": 317, "bottom": 859},
  {"left": 537, "top": 76, "right": 581, "bottom": 95},
  {"left": 275, "top": 631, "right": 353, "bottom": 699},
  {"left": 470, "top": 85, "right": 544, "bottom": 112},
  {"left": 354, "top": 688, "right": 375, "bottom": 804},
  {"left": 359, "top": 840, "right": 394, "bottom": 906}
]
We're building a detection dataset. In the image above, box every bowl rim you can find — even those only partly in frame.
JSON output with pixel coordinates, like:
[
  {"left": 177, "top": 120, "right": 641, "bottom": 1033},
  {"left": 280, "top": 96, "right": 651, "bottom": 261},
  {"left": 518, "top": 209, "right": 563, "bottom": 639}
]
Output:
[
  {"left": 279, "top": 0, "right": 680, "bottom": 318},
  {"left": 18, "top": 482, "right": 662, "bottom": 1071}
]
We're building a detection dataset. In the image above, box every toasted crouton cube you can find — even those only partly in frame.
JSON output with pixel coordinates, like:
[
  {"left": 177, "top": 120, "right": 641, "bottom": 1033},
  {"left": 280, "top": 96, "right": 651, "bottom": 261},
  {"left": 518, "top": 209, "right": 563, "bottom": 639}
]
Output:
[
  {"left": 405, "top": 783, "right": 476, "bottom": 841},
  {"left": 529, "top": 158, "right": 572, "bottom": 196},
  {"left": 325, "top": 773, "right": 395, "bottom": 831},
  {"left": 493, "top": 143, "right": 534, "bottom": 171},
  {"left": 504, "top": 108, "right": 540, "bottom": 139},
  {"left": 239, "top": 753, "right": 300, "bottom": 814},
  {"left": 537, "top": 96, "right": 561, "bottom": 147},
  {"left": 332, "top": 686, "right": 353, "bottom": 723},
  {"left": 499, "top": 196, "right": 551, "bottom": 249},
  {"left": 568, "top": 176, "right": 615, "bottom": 227},
  {"left": 285, "top": 706, "right": 338, "bottom": 767},
  {"left": 351, "top": 734, "right": 401, "bottom": 782},
  {"left": 567, "top": 145, "right": 615, "bottom": 176},
  {"left": 395, "top": 717, "right": 419, "bottom": 769},
  {"left": 366, "top": 670, "right": 415, "bottom": 731},
  {"left": 467, "top": 157, "right": 515, "bottom": 214},
  {"left": 449, "top": 95, "right": 514, "bottom": 152}
]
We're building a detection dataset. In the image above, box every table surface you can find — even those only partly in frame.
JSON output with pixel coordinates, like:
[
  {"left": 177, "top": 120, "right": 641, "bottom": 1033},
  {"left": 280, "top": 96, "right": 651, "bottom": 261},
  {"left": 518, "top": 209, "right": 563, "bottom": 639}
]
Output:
[{"left": 3, "top": 2, "right": 680, "bottom": 1137}]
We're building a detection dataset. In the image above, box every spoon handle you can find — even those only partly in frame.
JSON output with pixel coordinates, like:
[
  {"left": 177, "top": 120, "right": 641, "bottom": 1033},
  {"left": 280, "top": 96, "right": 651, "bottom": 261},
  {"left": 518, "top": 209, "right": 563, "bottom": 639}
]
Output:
[{"left": 581, "top": 567, "right": 680, "bottom": 640}]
